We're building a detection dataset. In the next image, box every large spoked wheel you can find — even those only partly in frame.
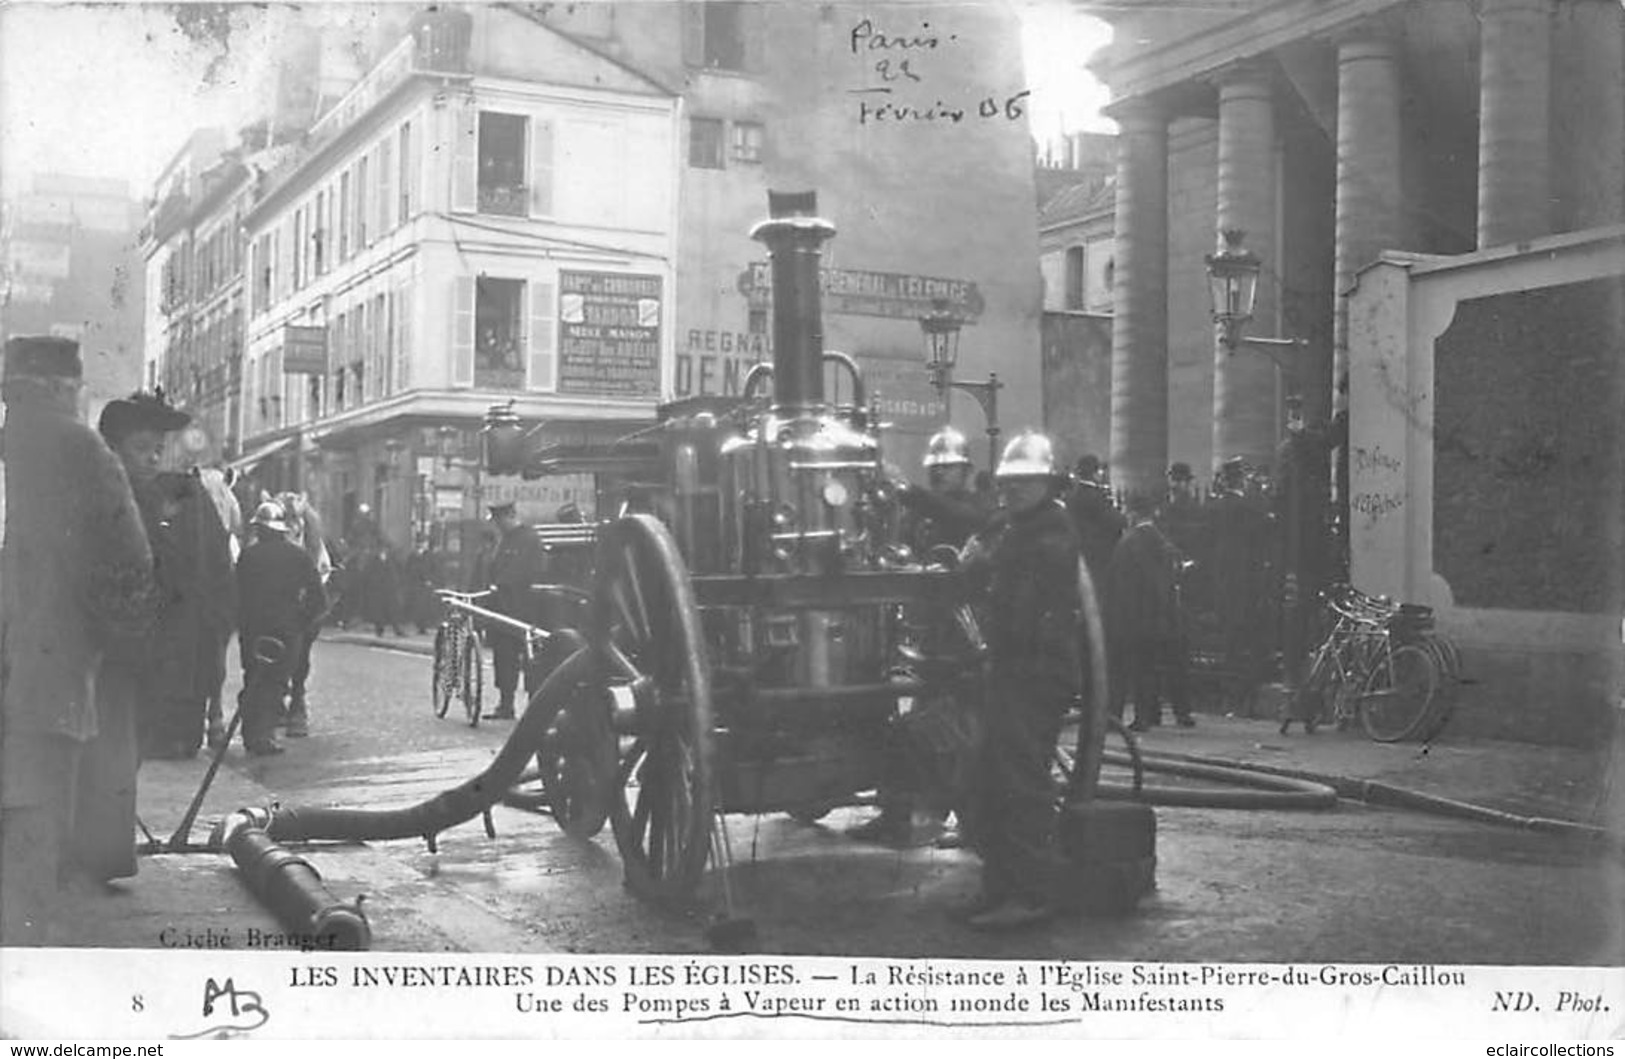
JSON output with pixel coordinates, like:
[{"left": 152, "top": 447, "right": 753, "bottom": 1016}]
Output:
[
  {"left": 431, "top": 624, "right": 453, "bottom": 718},
  {"left": 593, "top": 515, "right": 714, "bottom": 905},
  {"left": 461, "top": 627, "right": 484, "bottom": 727},
  {"left": 1064, "top": 557, "right": 1113, "bottom": 801},
  {"left": 1359, "top": 643, "right": 1438, "bottom": 743}
]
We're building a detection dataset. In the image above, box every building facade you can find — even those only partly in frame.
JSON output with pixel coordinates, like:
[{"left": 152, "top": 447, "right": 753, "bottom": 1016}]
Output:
[
  {"left": 236, "top": 7, "right": 680, "bottom": 559},
  {"left": 1091, "top": 0, "right": 1625, "bottom": 740},
  {"left": 1092, "top": 0, "right": 1625, "bottom": 496},
  {"left": 146, "top": 2, "right": 1045, "bottom": 566}
]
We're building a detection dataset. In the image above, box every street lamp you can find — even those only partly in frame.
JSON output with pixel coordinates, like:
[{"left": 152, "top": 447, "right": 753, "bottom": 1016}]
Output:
[
  {"left": 1205, "top": 228, "right": 1308, "bottom": 377},
  {"left": 919, "top": 297, "right": 1002, "bottom": 471}
]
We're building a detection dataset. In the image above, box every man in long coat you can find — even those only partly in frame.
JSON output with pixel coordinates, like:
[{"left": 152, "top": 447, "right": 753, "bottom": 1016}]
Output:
[
  {"left": 98, "top": 392, "right": 236, "bottom": 760},
  {"left": 484, "top": 502, "right": 548, "bottom": 719},
  {"left": 1108, "top": 493, "right": 1194, "bottom": 730},
  {"left": 235, "top": 503, "right": 326, "bottom": 755},
  {"left": 1, "top": 337, "right": 157, "bottom": 944}
]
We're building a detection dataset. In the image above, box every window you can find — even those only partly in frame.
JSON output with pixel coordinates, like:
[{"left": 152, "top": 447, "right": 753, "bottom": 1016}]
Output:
[
  {"left": 702, "top": 2, "right": 746, "bottom": 70},
  {"left": 474, "top": 277, "right": 526, "bottom": 390},
  {"left": 1064, "top": 246, "right": 1084, "bottom": 311},
  {"left": 478, "top": 112, "right": 528, "bottom": 216},
  {"left": 689, "top": 118, "right": 725, "bottom": 169},
  {"left": 731, "top": 121, "right": 764, "bottom": 164}
]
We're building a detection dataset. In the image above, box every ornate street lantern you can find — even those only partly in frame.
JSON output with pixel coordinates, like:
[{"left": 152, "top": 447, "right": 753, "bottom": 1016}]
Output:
[
  {"left": 1205, "top": 228, "right": 1262, "bottom": 353},
  {"left": 481, "top": 401, "right": 524, "bottom": 476},
  {"left": 919, "top": 297, "right": 963, "bottom": 379}
]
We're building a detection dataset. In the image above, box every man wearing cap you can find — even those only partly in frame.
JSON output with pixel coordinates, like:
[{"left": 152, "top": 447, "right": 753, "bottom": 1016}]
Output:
[
  {"left": 896, "top": 426, "right": 994, "bottom": 559},
  {"left": 98, "top": 390, "right": 237, "bottom": 760},
  {"left": 235, "top": 502, "right": 326, "bottom": 755},
  {"left": 1, "top": 337, "right": 158, "bottom": 943},
  {"left": 954, "top": 430, "right": 1083, "bottom": 930},
  {"left": 1064, "top": 453, "right": 1124, "bottom": 587},
  {"left": 484, "top": 501, "right": 548, "bottom": 720}
]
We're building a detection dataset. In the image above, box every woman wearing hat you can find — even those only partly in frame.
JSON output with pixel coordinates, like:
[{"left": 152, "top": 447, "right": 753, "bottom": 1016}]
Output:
[{"left": 98, "top": 390, "right": 237, "bottom": 760}]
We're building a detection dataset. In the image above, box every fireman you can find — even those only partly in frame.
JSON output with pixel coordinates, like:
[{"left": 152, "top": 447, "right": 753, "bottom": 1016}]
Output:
[
  {"left": 896, "top": 425, "right": 994, "bottom": 558},
  {"left": 849, "top": 426, "right": 993, "bottom": 847},
  {"left": 956, "top": 430, "right": 1082, "bottom": 930}
]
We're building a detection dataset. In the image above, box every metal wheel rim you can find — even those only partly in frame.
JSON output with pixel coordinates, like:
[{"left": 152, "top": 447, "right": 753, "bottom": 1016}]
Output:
[
  {"left": 463, "top": 629, "right": 483, "bottom": 727},
  {"left": 1359, "top": 643, "right": 1438, "bottom": 743},
  {"left": 595, "top": 515, "right": 714, "bottom": 904}
]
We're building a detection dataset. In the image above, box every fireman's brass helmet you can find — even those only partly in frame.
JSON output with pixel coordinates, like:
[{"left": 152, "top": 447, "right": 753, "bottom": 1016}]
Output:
[
  {"left": 922, "top": 425, "right": 973, "bottom": 468},
  {"left": 994, "top": 430, "right": 1059, "bottom": 480}
]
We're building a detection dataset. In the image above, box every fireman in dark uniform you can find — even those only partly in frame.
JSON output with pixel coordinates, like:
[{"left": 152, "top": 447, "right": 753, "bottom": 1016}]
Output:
[
  {"left": 235, "top": 502, "right": 325, "bottom": 755},
  {"left": 484, "top": 502, "right": 548, "bottom": 720},
  {"left": 956, "top": 431, "right": 1082, "bottom": 930},
  {"left": 850, "top": 426, "right": 994, "bottom": 847}
]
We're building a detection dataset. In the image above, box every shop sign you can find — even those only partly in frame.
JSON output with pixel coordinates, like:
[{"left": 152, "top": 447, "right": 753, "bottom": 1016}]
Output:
[
  {"left": 478, "top": 473, "right": 596, "bottom": 522},
  {"left": 736, "top": 263, "right": 983, "bottom": 321},
  {"left": 557, "top": 270, "right": 662, "bottom": 397},
  {"left": 282, "top": 325, "right": 328, "bottom": 374}
]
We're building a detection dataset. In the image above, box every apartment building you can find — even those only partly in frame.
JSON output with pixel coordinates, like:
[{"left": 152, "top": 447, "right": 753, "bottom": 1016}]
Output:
[{"left": 237, "top": 6, "right": 679, "bottom": 550}]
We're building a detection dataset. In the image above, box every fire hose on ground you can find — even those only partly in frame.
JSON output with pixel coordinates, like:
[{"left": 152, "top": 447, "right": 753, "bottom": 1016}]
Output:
[{"left": 213, "top": 622, "right": 595, "bottom": 951}]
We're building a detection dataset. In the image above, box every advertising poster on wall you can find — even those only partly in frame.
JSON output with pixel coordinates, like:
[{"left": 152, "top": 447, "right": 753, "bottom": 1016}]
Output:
[{"left": 558, "top": 270, "right": 662, "bottom": 397}]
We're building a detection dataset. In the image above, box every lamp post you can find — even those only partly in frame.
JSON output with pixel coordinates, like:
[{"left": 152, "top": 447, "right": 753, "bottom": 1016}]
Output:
[{"left": 919, "top": 297, "right": 1002, "bottom": 470}]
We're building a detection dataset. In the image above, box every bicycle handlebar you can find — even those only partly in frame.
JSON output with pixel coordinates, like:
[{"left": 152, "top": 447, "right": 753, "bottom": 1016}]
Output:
[{"left": 436, "top": 588, "right": 496, "bottom": 602}]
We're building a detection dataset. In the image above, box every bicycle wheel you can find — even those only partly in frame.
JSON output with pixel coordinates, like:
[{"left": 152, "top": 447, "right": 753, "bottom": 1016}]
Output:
[
  {"left": 1358, "top": 643, "right": 1438, "bottom": 743},
  {"left": 431, "top": 624, "right": 453, "bottom": 718},
  {"left": 461, "top": 627, "right": 484, "bottom": 727}
]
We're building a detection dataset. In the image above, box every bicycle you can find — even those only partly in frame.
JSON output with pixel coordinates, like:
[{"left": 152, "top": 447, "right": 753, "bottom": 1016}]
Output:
[
  {"left": 432, "top": 589, "right": 490, "bottom": 727},
  {"left": 1284, "top": 584, "right": 1442, "bottom": 742}
]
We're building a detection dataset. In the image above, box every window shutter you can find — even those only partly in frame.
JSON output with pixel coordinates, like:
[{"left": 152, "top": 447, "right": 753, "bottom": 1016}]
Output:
[
  {"left": 526, "top": 278, "right": 556, "bottom": 392},
  {"left": 450, "top": 276, "right": 475, "bottom": 386},
  {"left": 451, "top": 105, "right": 477, "bottom": 214},
  {"left": 378, "top": 138, "right": 394, "bottom": 235},
  {"left": 397, "top": 282, "right": 414, "bottom": 390},
  {"left": 400, "top": 121, "right": 418, "bottom": 224},
  {"left": 528, "top": 118, "right": 554, "bottom": 217}
]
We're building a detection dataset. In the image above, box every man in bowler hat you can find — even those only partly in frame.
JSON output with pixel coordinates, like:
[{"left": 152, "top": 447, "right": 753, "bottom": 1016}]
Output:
[
  {"left": 1, "top": 337, "right": 157, "bottom": 944},
  {"left": 98, "top": 390, "right": 237, "bottom": 759}
]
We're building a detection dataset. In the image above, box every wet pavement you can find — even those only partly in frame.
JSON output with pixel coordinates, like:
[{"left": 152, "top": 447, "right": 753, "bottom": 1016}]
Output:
[{"left": 39, "top": 635, "right": 1625, "bottom": 965}]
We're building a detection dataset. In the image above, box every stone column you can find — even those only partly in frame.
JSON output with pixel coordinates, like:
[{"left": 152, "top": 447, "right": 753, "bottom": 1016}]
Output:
[
  {"left": 1477, "top": 0, "right": 1553, "bottom": 247},
  {"left": 1212, "top": 63, "right": 1280, "bottom": 471},
  {"left": 1108, "top": 100, "right": 1170, "bottom": 499},
  {"left": 1332, "top": 27, "right": 1402, "bottom": 423}
]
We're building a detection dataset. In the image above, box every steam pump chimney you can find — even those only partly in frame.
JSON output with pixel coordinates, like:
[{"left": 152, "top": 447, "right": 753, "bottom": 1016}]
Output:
[{"left": 749, "top": 191, "right": 837, "bottom": 417}]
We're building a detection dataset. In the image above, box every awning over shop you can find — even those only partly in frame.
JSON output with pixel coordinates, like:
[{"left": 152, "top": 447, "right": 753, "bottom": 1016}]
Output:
[{"left": 225, "top": 435, "right": 295, "bottom": 474}]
